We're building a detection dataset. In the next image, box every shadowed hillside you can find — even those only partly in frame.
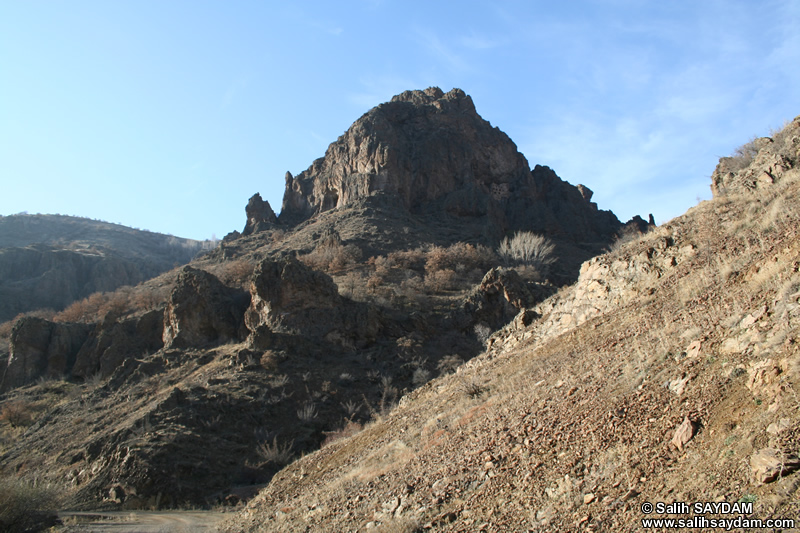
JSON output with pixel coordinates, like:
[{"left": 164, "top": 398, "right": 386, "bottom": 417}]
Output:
[{"left": 0, "top": 214, "right": 213, "bottom": 322}]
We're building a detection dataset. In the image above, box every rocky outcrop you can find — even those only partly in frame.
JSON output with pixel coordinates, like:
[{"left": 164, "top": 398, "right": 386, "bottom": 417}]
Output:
[
  {"left": 162, "top": 267, "right": 250, "bottom": 349},
  {"left": 72, "top": 310, "right": 164, "bottom": 379},
  {"left": 242, "top": 193, "right": 278, "bottom": 236},
  {"left": 711, "top": 115, "right": 800, "bottom": 197},
  {"left": 244, "top": 257, "right": 380, "bottom": 349},
  {"left": 455, "top": 268, "right": 549, "bottom": 332},
  {"left": 1, "top": 317, "right": 93, "bottom": 392},
  {"left": 277, "top": 87, "right": 623, "bottom": 242}
]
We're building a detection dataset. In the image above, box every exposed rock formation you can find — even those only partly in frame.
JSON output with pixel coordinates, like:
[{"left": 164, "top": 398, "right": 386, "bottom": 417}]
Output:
[
  {"left": 242, "top": 193, "right": 278, "bottom": 236},
  {"left": 1, "top": 317, "right": 92, "bottom": 392},
  {"left": 72, "top": 310, "right": 164, "bottom": 379},
  {"left": 277, "top": 87, "right": 622, "bottom": 242},
  {"left": 162, "top": 266, "right": 250, "bottom": 349},
  {"left": 711, "top": 115, "right": 800, "bottom": 197},
  {"left": 244, "top": 257, "right": 380, "bottom": 349},
  {"left": 455, "top": 268, "right": 547, "bottom": 331}
]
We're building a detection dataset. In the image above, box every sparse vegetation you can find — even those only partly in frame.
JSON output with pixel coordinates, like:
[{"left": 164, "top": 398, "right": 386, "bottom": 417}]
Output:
[
  {"left": 0, "top": 475, "right": 58, "bottom": 533},
  {"left": 256, "top": 437, "right": 294, "bottom": 466},
  {"left": 498, "top": 231, "right": 555, "bottom": 277}
]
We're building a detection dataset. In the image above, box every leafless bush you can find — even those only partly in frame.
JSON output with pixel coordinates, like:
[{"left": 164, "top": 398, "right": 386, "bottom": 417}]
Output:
[
  {"left": 268, "top": 374, "right": 290, "bottom": 388},
  {"left": 474, "top": 323, "right": 492, "bottom": 345},
  {"left": 0, "top": 401, "right": 34, "bottom": 428},
  {"left": 0, "top": 475, "right": 58, "bottom": 533},
  {"left": 130, "top": 285, "right": 168, "bottom": 311},
  {"left": 218, "top": 259, "right": 254, "bottom": 286},
  {"left": 297, "top": 402, "right": 318, "bottom": 421},
  {"left": 437, "top": 354, "right": 464, "bottom": 375},
  {"left": 412, "top": 367, "right": 431, "bottom": 386},
  {"left": 498, "top": 231, "right": 556, "bottom": 276},
  {"left": 341, "top": 399, "right": 360, "bottom": 417},
  {"left": 425, "top": 242, "right": 497, "bottom": 274},
  {"left": 726, "top": 136, "right": 761, "bottom": 172},
  {"left": 386, "top": 248, "right": 426, "bottom": 271},
  {"left": 300, "top": 242, "right": 362, "bottom": 273},
  {"left": 256, "top": 436, "right": 294, "bottom": 466},
  {"left": 609, "top": 225, "right": 645, "bottom": 252},
  {"left": 424, "top": 269, "right": 457, "bottom": 293},
  {"left": 321, "top": 420, "right": 363, "bottom": 448},
  {"left": 460, "top": 379, "right": 487, "bottom": 399}
]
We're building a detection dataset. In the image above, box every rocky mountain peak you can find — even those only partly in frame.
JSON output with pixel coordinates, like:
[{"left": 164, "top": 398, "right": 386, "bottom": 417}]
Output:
[{"left": 277, "top": 87, "right": 623, "bottom": 243}]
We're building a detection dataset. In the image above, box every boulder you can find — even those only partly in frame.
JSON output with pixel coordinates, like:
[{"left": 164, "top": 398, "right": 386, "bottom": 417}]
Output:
[
  {"left": 162, "top": 266, "right": 250, "bottom": 349},
  {"left": 244, "top": 257, "right": 380, "bottom": 349},
  {"left": 671, "top": 417, "right": 696, "bottom": 451},
  {"left": 72, "top": 310, "right": 164, "bottom": 379},
  {"left": 455, "top": 268, "right": 540, "bottom": 331},
  {"left": 1, "top": 317, "right": 92, "bottom": 392},
  {"left": 750, "top": 448, "right": 800, "bottom": 484}
]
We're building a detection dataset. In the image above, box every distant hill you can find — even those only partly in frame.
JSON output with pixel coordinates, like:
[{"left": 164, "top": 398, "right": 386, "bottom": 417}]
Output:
[{"left": 0, "top": 214, "right": 213, "bottom": 322}]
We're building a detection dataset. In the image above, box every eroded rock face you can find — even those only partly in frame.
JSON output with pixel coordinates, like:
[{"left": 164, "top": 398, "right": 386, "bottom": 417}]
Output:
[
  {"left": 456, "top": 268, "right": 541, "bottom": 331},
  {"left": 245, "top": 257, "right": 380, "bottom": 349},
  {"left": 72, "top": 310, "right": 164, "bottom": 379},
  {"left": 277, "top": 87, "right": 622, "bottom": 242},
  {"left": 711, "top": 115, "right": 800, "bottom": 197},
  {"left": 162, "top": 266, "right": 250, "bottom": 349},
  {"left": 242, "top": 193, "right": 278, "bottom": 236},
  {"left": 1, "top": 317, "right": 92, "bottom": 392}
]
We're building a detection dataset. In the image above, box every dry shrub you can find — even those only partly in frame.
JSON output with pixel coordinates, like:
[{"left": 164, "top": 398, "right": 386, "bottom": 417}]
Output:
[
  {"left": 609, "top": 225, "right": 645, "bottom": 252},
  {"left": 366, "top": 273, "right": 384, "bottom": 293},
  {"left": 321, "top": 420, "right": 364, "bottom": 447},
  {"left": 437, "top": 354, "right": 464, "bottom": 375},
  {"left": 130, "top": 285, "right": 168, "bottom": 311},
  {"left": 498, "top": 231, "right": 556, "bottom": 276},
  {"left": 726, "top": 136, "right": 761, "bottom": 172},
  {"left": 0, "top": 321, "right": 16, "bottom": 340},
  {"left": 97, "top": 287, "right": 131, "bottom": 318},
  {"left": 425, "top": 242, "right": 497, "bottom": 274},
  {"left": 424, "top": 269, "right": 457, "bottom": 293},
  {"left": 300, "top": 242, "right": 362, "bottom": 273},
  {"left": 0, "top": 401, "right": 33, "bottom": 428},
  {"left": 0, "top": 476, "right": 58, "bottom": 533},
  {"left": 368, "top": 255, "right": 394, "bottom": 277},
  {"left": 53, "top": 297, "right": 94, "bottom": 323},
  {"left": 218, "top": 259, "right": 255, "bottom": 286},
  {"left": 386, "top": 248, "right": 426, "bottom": 271},
  {"left": 54, "top": 291, "right": 119, "bottom": 323},
  {"left": 256, "top": 437, "right": 294, "bottom": 466}
]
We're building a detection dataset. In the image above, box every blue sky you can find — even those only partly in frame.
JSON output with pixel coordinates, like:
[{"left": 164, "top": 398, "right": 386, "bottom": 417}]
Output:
[{"left": 2, "top": 1, "right": 798, "bottom": 240}]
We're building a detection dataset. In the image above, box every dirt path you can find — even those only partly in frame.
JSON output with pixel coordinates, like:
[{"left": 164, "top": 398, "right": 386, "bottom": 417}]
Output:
[{"left": 58, "top": 510, "right": 227, "bottom": 532}]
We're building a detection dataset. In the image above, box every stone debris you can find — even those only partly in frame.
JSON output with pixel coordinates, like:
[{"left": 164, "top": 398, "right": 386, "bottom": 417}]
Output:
[
  {"left": 750, "top": 448, "right": 800, "bottom": 484},
  {"left": 671, "top": 417, "right": 696, "bottom": 451}
]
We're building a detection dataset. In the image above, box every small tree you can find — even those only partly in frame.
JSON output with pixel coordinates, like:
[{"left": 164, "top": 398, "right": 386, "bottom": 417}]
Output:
[{"left": 498, "top": 231, "right": 556, "bottom": 276}]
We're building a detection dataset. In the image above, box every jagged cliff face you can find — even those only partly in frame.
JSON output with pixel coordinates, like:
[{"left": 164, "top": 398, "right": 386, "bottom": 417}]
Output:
[{"left": 278, "top": 87, "right": 621, "bottom": 241}]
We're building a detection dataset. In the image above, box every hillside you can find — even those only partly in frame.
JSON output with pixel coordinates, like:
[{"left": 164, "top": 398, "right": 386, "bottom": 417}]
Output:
[
  {"left": 0, "top": 214, "right": 212, "bottom": 322},
  {"left": 0, "top": 88, "right": 681, "bottom": 528},
  {"left": 219, "top": 117, "right": 800, "bottom": 532}
]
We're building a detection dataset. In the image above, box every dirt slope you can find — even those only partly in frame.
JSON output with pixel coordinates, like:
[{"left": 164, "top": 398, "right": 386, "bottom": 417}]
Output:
[{"left": 220, "top": 118, "right": 800, "bottom": 532}]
